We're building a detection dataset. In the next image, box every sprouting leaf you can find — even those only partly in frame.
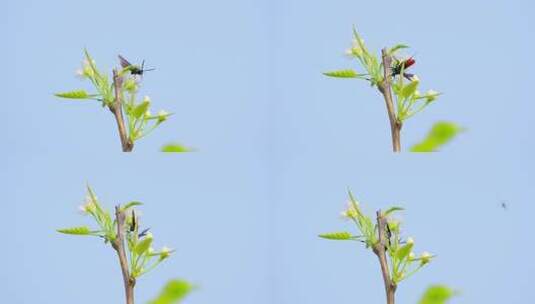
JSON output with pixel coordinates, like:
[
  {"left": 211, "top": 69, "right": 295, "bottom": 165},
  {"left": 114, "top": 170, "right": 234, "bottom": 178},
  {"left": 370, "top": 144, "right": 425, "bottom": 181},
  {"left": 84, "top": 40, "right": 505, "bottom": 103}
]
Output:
[
  {"left": 55, "top": 90, "right": 96, "bottom": 100},
  {"left": 121, "top": 201, "right": 143, "bottom": 211},
  {"left": 384, "top": 206, "right": 404, "bottom": 216},
  {"left": 323, "top": 69, "right": 360, "bottom": 78},
  {"left": 135, "top": 235, "right": 153, "bottom": 255},
  {"left": 388, "top": 44, "right": 410, "bottom": 55},
  {"left": 57, "top": 226, "right": 92, "bottom": 235},
  {"left": 418, "top": 285, "right": 456, "bottom": 304},
  {"left": 161, "top": 143, "right": 192, "bottom": 153},
  {"left": 395, "top": 242, "right": 414, "bottom": 261},
  {"left": 149, "top": 279, "right": 193, "bottom": 304},
  {"left": 410, "top": 122, "right": 463, "bottom": 152},
  {"left": 132, "top": 101, "right": 150, "bottom": 119},
  {"left": 352, "top": 27, "right": 369, "bottom": 57},
  {"left": 318, "top": 232, "right": 354, "bottom": 240},
  {"left": 401, "top": 79, "right": 419, "bottom": 99},
  {"left": 347, "top": 190, "right": 360, "bottom": 215}
]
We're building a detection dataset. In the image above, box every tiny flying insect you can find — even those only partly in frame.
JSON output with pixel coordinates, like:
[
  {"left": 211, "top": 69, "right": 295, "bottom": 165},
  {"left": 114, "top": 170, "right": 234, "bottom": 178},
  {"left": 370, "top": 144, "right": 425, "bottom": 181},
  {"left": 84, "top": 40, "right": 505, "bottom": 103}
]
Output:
[
  {"left": 391, "top": 56, "right": 416, "bottom": 81},
  {"left": 118, "top": 55, "right": 155, "bottom": 76},
  {"left": 500, "top": 201, "right": 508, "bottom": 210}
]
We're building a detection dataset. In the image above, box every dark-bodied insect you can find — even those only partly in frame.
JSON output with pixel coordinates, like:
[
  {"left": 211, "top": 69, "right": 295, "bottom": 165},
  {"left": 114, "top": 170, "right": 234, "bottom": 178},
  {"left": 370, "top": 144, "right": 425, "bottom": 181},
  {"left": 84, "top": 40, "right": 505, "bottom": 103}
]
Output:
[
  {"left": 130, "top": 209, "right": 137, "bottom": 232},
  {"left": 385, "top": 221, "right": 393, "bottom": 250},
  {"left": 391, "top": 57, "right": 416, "bottom": 81},
  {"left": 118, "top": 55, "right": 155, "bottom": 76},
  {"left": 500, "top": 201, "right": 508, "bottom": 210}
]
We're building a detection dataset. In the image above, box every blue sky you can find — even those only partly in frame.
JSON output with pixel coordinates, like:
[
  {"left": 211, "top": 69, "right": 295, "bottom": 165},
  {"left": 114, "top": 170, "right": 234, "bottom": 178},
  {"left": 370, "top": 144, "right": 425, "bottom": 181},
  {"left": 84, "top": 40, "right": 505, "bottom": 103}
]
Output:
[{"left": 2, "top": 0, "right": 535, "bottom": 303}]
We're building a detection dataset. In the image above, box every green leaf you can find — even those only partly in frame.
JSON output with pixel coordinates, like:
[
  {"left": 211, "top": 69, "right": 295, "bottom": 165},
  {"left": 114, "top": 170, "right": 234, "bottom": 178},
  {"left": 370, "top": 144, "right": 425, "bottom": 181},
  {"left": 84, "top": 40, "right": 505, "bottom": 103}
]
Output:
[
  {"left": 121, "top": 201, "right": 143, "bottom": 211},
  {"left": 132, "top": 101, "right": 150, "bottom": 119},
  {"left": 323, "top": 69, "right": 360, "bottom": 78},
  {"left": 318, "top": 232, "right": 353, "bottom": 240},
  {"left": 410, "top": 122, "right": 463, "bottom": 152},
  {"left": 149, "top": 280, "right": 193, "bottom": 304},
  {"left": 401, "top": 79, "right": 419, "bottom": 99},
  {"left": 384, "top": 206, "right": 404, "bottom": 216},
  {"left": 347, "top": 190, "right": 360, "bottom": 215},
  {"left": 161, "top": 143, "right": 192, "bottom": 153},
  {"left": 135, "top": 235, "right": 153, "bottom": 255},
  {"left": 55, "top": 90, "right": 95, "bottom": 99},
  {"left": 57, "top": 226, "right": 92, "bottom": 235},
  {"left": 418, "top": 285, "right": 456, "bottom": 304},
  {"left": 352, "top": 27, "right": 369, "bottom": 57},
  {"left": 395, "top": 242, "right": 414, "bottom": 261},
  {"left": 388, "top": 44, "right": 410, "bottom": 55}
]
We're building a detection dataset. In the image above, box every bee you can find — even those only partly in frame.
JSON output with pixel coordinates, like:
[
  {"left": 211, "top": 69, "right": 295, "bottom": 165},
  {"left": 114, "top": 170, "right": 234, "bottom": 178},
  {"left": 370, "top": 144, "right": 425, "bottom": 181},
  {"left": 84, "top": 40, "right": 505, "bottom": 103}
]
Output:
[
  {"left": 391, "top": 57, "right": 416, "bottom": 81},
  {"left": 118, "top": 55, "right": 155, "bottom": 76}
]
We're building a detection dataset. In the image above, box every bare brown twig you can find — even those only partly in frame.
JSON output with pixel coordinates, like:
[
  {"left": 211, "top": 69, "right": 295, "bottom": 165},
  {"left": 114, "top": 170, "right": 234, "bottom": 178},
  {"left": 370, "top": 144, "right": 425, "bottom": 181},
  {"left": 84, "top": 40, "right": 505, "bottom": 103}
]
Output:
[
  {"left": 373, "top": 210, "right": 397, "bottom": 304},
  {"left": 377, "top": 49, "right": 402, "bottom": 152},
  {"left": 111, "top": 70, "right": 134, "bottom": 152},
  {"left": 113, "top": 206, "right": 136, "bottom": 304}
]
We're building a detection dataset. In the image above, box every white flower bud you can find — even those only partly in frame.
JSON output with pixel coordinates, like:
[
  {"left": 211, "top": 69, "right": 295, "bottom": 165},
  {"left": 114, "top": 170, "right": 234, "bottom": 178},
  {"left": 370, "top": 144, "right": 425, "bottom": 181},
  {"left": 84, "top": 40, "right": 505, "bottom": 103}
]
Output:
[{"left": 420, "top": 251, "right": 432, "bottom": 265}]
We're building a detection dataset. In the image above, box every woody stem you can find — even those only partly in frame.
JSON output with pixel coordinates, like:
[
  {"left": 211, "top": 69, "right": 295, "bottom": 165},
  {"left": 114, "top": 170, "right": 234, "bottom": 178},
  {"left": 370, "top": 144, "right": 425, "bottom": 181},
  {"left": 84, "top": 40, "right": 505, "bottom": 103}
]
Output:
[
  {"left": 112, "top": 206, "right": 136, "bottom": 304},
  {"left": 373, "top": 210, "right": 397, "bottom": 304},
  {"left": 378, "top": 48, "right": 402, "bottom": 152},
  {"left": 111, "top": 70, "right": 134, "bottom": 152}
]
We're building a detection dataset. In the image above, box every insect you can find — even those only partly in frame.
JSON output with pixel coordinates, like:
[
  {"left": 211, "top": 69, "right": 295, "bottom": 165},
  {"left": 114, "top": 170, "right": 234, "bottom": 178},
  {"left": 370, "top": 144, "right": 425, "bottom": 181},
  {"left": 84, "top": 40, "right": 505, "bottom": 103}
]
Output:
[
  {"left": 385, "top": 221, "right": 393, "bottom": 250},
  {"left": 130, "top": 209, "right": 137, "bottom": 232},
  {"left": 391, "top": 56, "right": 416, "bottom": 80},
  {"left": 118, "top": 55, "right": 155, "bottom": 76},
  {"left": 500, "top": 201, "right": 508, "bottom": 210},
  {"left": 129, "top": 209, "right": 151, "bottom": 237}
]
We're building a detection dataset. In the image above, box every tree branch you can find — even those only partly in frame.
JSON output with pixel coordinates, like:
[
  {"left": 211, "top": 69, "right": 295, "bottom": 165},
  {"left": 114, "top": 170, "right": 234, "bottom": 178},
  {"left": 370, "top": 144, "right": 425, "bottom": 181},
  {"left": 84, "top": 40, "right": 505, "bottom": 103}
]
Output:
[
  {"left": 113, "top": 206, "right": 135, "bottom": 304},
  {"left": 373, "top": 210, "right": 396, "bottom": 304},
  {"left": 378, "top": 48, "right": 402, "bottom": 152},
  {"left": 111, "top": 70, "right": 134, "bottom": 152}
]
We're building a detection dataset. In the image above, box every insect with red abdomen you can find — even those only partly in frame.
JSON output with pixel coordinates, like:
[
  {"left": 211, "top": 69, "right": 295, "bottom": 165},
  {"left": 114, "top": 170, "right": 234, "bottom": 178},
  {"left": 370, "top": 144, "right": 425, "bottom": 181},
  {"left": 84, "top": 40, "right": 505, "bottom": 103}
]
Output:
[{"left": 391, "top": 56, "right": 416, "bottom": 80}]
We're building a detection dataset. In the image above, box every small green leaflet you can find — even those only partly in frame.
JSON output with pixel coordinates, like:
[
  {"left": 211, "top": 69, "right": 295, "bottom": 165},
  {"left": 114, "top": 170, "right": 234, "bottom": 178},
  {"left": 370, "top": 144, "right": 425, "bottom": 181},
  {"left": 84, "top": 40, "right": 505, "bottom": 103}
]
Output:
[
  {"left": 323, "top": 69, "right": 360, "bottom": 78},
  {"left": 132, "top": 101, "right": 150, "bottom": 119},
  {"left": 418, "top": 285, "right": 456, "bottom": 304},
  {"left": 161, "top": 143, "right": 192, "bottom": 153},
  {"left": 134, "top": 236, "right": 153, "bottom": 255},
  {"left": 55, "top": 90, "right": 97, "bottom": 100},
  {"left": 395, "top": 242, "right": 413, "bottom": 260},
  {"left": 149, "top": 280, "right": 193, "bottom": 304},
  {"left": 319, "top": 232, "right": 354, "bottom": 240},
  {"left": 401, "top": 80, "right": 419, "bottom": 99},
  {"left": 121, "top": 201, "right": 143, "bottom": 211},
  {"left": 57, "top": 226, "right": 92, "bottom": 235},
  {"left": 384, "top": 206, "right": 404, "bottom": 216},
  {"left": 388, "top": 44, "right": 410, "bottom": 55},
  {"left": 410, "top": 122, "right": 463, "bottom": 152}
]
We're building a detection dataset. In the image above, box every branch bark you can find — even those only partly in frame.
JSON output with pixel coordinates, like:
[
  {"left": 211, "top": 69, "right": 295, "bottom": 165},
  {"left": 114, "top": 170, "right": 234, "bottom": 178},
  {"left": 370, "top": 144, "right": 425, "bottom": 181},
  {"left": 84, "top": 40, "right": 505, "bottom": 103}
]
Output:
[
  {"left": 377, "top": 48, "right": 402, "bottom": 152},
  {"left": 373, "top": 210, "right": 397, "bottom": 304},
  {"left": 113, "top": 206, "right": 136, "bottom": 304},
  {"left": 111, "top": 70, "right": 134, "bottom": 152}
]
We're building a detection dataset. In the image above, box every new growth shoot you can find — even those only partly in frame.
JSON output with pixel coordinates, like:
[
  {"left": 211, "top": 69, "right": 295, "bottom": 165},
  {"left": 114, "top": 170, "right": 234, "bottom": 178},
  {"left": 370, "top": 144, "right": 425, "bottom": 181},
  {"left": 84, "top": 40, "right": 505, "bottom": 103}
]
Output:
[
  {"left": 320, "top": 191, "right": 435, "bottom": 304},
  {"left": 55, "top": 50, "right": 173, "bottom": 151},
  {"left": 57, "top": 185, "right": 187, "bottom": 304},
  {"left": 324, "top": 28, "right": 460, "bottom": 152}
]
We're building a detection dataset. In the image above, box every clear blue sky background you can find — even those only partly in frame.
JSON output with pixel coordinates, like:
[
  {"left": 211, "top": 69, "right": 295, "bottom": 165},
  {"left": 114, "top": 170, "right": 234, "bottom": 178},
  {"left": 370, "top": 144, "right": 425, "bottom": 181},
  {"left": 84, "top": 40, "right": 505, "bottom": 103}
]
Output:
[{"left": 2, "top": 0, "right": 535, "bottom": 303}]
